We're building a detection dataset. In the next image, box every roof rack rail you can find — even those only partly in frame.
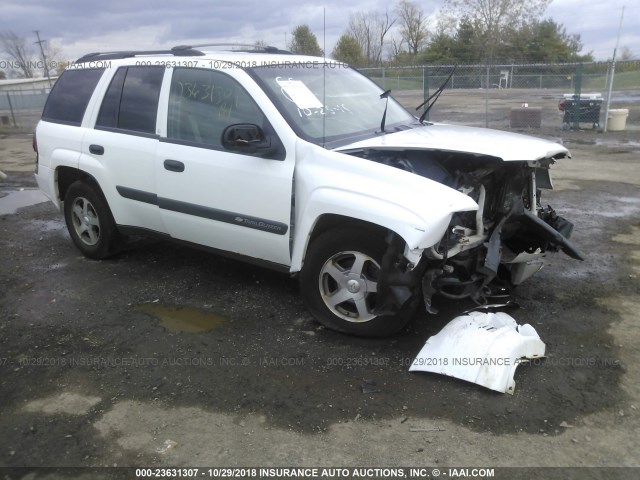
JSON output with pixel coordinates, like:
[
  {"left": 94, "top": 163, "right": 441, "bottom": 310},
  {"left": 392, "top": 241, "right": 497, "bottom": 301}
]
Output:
[
  {"left": 75, "top": 46, "right": 205, "bottom": 63},
  {"left": 175, "top": 43, "right": 291, "bottom": 54},
  {"left": 74, "top": 43, "right": 291, "bottom": 64}
]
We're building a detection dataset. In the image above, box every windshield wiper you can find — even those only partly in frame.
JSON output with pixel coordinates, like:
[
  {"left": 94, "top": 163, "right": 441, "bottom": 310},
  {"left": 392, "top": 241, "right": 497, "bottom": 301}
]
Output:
[
  {"left": 416, "top": 66, "right": 457, "bottom": 124},
  {"left": 379, "top": 89, "right": 391, "bottom": 133}
]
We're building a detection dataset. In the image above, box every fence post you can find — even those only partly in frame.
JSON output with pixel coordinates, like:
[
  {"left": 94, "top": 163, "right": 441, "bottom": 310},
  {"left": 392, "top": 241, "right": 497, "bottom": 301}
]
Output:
[
  {"left": 6, "top": 93, "right": 17, "bottom": 128},
  {"left": 382, "top": 68, "right": 386, "bottom": 90},
  {"left": 422, "top": 66, "right": 429, "bottom": 120},
  {"left": 485, "top": 64, "right": 490, "bottom": 127},
  {"left": 603, "top": 59, "right": 617, "bottom": 132},
  {"left": 571, "top": 63, "right": 583, "bottom": 130}
]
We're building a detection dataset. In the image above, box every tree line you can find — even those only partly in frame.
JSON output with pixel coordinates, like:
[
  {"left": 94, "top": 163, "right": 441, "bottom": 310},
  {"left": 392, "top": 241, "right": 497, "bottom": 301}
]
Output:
[
  {"left": 2, "top": 0, "right": 637, "bottom": 79},
  {"left": 290, "top": 0, "right": 605, "bottom": 66}
]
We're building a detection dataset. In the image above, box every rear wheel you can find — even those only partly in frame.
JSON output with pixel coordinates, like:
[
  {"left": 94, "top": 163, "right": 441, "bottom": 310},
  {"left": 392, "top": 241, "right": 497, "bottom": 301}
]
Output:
[
  {"left": 63, "top": 181, "right": 121, "bottom": 259},
  {"left": 300, "top": 228, "right": 415, "bottom": 337}
]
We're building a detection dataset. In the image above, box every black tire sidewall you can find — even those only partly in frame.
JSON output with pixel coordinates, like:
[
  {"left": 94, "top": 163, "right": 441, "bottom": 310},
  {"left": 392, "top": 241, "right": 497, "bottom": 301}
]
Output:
[
  {"left": 300, "top": 228, "right": 415, "bottom": 337},
  {"left": 63, "top": 181, "right": 119, "bottom": 259}
]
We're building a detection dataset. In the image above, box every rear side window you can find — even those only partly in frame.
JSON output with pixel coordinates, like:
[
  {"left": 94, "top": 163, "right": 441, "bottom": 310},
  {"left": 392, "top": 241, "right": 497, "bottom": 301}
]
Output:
[
  {"left": 41, "top": 68, "right": 104, "bottom": 126},
  {"left": 96, "top": 66, "right": 164, "bottom": 135},
  {"left": 96, "top": 68, "right": 126, "bottom": 128}
]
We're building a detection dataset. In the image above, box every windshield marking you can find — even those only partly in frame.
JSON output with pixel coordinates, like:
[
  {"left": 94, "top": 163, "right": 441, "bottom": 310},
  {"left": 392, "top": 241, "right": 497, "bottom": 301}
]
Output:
[
  {"left": 250, "top": 65, "right": 416, "bottom": 146},
  {"left": 296, "top": 104, "right": 353, "bottom": 118},
  {"left": 276, "top": 77, "right": 324, "bottom": 109}
]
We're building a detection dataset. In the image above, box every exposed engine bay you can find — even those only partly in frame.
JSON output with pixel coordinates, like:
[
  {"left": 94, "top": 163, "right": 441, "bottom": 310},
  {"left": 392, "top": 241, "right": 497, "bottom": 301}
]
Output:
[{"left": 347, "top": 148, "right": 584, "bottom": 315}]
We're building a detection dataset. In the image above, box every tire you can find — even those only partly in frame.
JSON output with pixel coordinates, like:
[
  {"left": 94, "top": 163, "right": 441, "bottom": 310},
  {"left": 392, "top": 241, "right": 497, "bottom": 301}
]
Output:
[
  {"left": 63, "top": 180, "right": 121, "bottom": 259},
  {"left": 300, "top": 228, "right": 416, "bottom": 337}
]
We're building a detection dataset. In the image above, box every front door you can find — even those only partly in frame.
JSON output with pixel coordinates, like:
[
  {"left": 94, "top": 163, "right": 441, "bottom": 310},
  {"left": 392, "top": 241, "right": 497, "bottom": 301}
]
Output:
[{"left": 156, "top": 67, "right": 294, "bottom": 267}]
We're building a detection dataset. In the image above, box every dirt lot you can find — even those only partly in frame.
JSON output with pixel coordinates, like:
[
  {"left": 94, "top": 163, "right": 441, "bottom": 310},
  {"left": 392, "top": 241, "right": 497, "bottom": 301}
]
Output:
[{"left": 1, "top": 108, "right": 639, "bottom": 476}]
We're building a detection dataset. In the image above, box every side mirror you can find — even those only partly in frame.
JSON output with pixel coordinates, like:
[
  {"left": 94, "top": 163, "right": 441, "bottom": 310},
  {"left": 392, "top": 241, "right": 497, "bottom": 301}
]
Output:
[{"left": 221, "top": 124, "right": 273, "bottom": 155}]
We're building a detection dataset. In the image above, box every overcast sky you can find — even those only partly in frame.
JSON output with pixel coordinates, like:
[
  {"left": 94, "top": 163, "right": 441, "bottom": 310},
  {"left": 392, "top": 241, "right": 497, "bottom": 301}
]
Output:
[{"left": 1, "top": 0, "right": 639, "bottom": 67}]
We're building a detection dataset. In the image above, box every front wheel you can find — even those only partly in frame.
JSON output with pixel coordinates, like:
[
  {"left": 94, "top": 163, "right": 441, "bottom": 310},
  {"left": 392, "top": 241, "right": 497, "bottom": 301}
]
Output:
[
  {"left": 300, "top": 228, "right": 416, "bottom": 337},
  {"left": 63, "top": 181, "right": 121, "bottom": 259}
]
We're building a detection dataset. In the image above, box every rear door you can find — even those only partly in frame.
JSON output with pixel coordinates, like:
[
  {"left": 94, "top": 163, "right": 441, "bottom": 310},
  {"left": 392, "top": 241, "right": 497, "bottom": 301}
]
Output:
[
  {"left": 82, "top": 65, "right": 166, "bottom": 232},
  {"left": 155, "top": 67, "right": 295, "bottom": 267}
]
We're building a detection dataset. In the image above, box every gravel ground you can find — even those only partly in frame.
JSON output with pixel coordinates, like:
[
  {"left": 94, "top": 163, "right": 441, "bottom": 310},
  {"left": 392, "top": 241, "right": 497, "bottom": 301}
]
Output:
[{"left": 0, "top": 106, "right": 639, "bottom": 477}]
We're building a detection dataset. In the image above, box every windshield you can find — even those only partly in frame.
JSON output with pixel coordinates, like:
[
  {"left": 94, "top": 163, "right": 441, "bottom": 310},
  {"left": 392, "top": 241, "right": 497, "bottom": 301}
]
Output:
[{"left": 249, "top": 63, "right": 417, "bottom": 146}]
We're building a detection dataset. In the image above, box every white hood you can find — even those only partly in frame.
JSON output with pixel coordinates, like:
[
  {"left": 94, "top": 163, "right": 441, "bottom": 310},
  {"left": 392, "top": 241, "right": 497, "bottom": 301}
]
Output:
[{"left": 336, "top": 123, "right": 569, "bottom": 162}]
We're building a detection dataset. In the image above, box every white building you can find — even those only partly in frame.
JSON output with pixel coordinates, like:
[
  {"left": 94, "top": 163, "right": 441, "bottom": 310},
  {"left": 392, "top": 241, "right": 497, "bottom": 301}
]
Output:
[{"left": 0, "top": 77, "right": 57, "bottom": 94}]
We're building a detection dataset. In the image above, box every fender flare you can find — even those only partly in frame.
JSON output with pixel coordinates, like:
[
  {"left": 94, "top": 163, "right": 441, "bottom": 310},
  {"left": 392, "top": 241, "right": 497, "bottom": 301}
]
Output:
[{"left": 289, "top": 187, "right": 457, "bottom": 272}]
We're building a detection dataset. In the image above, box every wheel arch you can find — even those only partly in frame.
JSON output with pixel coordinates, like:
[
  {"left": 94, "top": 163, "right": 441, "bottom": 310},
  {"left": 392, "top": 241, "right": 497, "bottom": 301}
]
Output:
[
  {"left": 290, "top": 184, "right": 459, "bottom": 273},
  {"left": 291, "top": 213, "right": 394, "bottom": 274},
  {"left": 311, "top": 214, "right": 389, "bottom": 242},
  {"left": 56, "top": 167, "right": 104, "bottom": 203}
]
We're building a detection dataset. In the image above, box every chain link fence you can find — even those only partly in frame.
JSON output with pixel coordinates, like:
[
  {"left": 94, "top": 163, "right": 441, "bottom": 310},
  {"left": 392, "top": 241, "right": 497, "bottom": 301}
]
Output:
[
  {"left": 361, "top": 60, "right": 639, "bottom": 132},
  {"left": 0, "top": 89, "right": 48, "bottom": 129},
  {"left": 1, "top": 61, "right": 638, "bottom": 132}
]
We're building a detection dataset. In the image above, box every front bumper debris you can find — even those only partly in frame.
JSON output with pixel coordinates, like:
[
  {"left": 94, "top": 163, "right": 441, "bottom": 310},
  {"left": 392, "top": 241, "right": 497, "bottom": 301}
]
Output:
[{"left": 409, "top": 311, "right": 545, "bottom": 394}]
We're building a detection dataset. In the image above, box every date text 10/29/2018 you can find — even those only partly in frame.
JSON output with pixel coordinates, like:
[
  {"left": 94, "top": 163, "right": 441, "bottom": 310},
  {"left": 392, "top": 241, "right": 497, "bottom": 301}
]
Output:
[{"left": 134, "top": 467, "right": 496, "bottom": 478}]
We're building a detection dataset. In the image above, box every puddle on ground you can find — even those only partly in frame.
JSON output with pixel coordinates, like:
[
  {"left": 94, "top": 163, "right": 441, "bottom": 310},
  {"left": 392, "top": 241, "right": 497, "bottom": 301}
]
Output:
[
  {"left": 0, "top": 189, "right": 48, "bottom": 215},
  {"left": 132, "top": 304, "right": 226, "bottom": 333}
]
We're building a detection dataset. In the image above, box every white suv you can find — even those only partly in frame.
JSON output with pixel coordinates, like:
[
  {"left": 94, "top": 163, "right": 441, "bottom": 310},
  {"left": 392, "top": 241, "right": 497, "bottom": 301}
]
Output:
[{"left": 34, "top": 45, "right": 582, "bottom": 336}]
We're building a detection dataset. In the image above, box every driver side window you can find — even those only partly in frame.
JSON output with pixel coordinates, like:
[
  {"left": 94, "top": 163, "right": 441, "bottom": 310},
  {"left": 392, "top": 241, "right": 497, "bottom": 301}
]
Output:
[{"left": 167, "top": 67, "right": 267, "bottom": 149}]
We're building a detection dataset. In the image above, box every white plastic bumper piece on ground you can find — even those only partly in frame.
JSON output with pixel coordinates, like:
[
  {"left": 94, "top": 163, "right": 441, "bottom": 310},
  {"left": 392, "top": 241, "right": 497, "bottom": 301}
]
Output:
[{"left": 409, "top": 312, "right": 545, "bottom": 394}]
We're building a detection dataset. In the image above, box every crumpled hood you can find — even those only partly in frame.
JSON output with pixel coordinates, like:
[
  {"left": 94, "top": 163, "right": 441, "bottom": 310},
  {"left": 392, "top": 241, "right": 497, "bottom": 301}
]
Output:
[{"left": 335, "top": 123, "right": 570, "bottom": 162}]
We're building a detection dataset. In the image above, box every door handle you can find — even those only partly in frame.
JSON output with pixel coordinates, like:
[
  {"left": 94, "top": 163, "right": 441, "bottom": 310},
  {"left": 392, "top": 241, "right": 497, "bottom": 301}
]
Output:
[
  {"left": 164, "top": 159, "right": 185, "bottom": 172},
  {"left": 89, "top": 144, "right": 104, "bottom": 155}
]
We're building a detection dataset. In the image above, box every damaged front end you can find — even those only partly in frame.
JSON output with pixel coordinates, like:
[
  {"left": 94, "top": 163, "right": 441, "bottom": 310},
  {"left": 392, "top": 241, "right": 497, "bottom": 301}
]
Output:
[{"left": 349, "top": 148, "right": 584, "bottom": 315}]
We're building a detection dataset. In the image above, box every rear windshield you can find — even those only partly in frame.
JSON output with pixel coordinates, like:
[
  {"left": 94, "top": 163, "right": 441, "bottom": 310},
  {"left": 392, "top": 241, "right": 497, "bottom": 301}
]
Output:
[{"left": 42, "top": 68, "right": 105, "bottom": 126}]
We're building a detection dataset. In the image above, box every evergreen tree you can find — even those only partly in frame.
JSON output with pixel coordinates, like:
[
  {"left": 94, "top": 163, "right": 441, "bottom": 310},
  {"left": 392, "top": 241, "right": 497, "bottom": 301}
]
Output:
[
  {"left": 331, "top": 34, "right": 364, "bottom": 66},
  {"left": 288, "top": 25, "right": 323, "bottom": 57}
]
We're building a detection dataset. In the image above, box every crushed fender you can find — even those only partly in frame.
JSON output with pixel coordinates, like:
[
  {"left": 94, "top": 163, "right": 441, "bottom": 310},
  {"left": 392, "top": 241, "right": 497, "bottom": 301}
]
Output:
[{"left": 409, "top": 311, "right": 545, "bottom": 394}]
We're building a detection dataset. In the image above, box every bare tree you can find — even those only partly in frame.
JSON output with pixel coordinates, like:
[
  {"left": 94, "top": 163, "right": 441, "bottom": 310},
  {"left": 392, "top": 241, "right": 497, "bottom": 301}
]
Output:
[
  {"left": 348, "top": 12, "right": 373, "bottom": 64},
  {"left": 348, "top": 11, "right": 396, "bottom": 66},
  {"left": 375, "top": 10, "right": 396, "bottom": 64},
  {"left": 389, "top": 36, "right": 405, "bottom": 59},
  {"left": 442, "top": 0, "right": 551, "bottom": 60},
  {"left": 396, "top": 0, "right": 428, "bottom": 55},
  {"left": 0, "top": 31, "right": 34, "bottom": 78}
]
